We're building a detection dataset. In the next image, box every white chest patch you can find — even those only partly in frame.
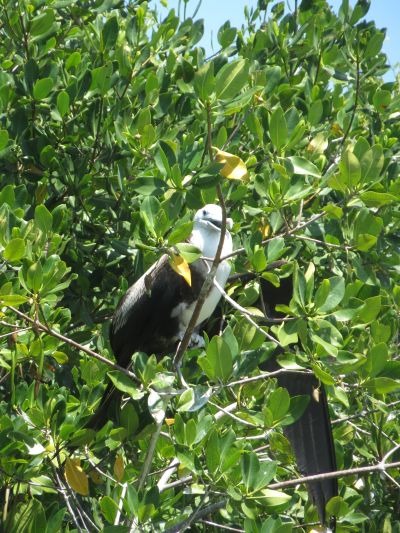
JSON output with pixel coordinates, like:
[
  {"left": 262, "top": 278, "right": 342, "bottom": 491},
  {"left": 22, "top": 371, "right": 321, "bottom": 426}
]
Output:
[{"left": 171, "top": 258, "right": 231, "bottom": 332}]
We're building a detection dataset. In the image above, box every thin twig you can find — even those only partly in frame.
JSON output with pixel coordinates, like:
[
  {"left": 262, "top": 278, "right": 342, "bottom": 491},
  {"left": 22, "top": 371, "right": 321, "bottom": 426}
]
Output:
[
  {"left": 268, "top": 461, "right": 400, "bottom": 490},
  {"left": 114, "top": 482, "right": 128, "bottom": 525},
  {"left": 8, "top": 306, "right": 140, "bottom": 382},
  {"left": 53, "top": 469, "right": 85, "bottom": 533},
  {"left": 208, "top": 400, "right": 259, "bottom": 428},
  {"left": 221, "top": 211, "right": 325, "bottom": 261},
  {"left": 213, "top": 279, "right": 283, "bottom": 347},
  {"left": 340, "top": 47, "right": 360, "bottom": 147},
  {"left": 200, "top": 520, "right": 244, "bottom": 532},
  {"left": 225, "top": 368, "right": 311, "bottom": 388},
  {"left": 297, "top": 234, "right": 353, "bottom": 251},
  {"left": 137, "top": 419, "right": 163, "bottom": 492},
  {"left": 164, "top": 499, "right": 226, "bottom": 533}
]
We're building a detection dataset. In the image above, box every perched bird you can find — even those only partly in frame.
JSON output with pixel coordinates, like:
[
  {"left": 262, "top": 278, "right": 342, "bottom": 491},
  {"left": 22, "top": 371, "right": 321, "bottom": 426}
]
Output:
[
  {"left": 89, "top": 204, "right": 337, "bottom": 530},
  {"left": 89, "top": 204, "right": 233, "bottom": 427}
]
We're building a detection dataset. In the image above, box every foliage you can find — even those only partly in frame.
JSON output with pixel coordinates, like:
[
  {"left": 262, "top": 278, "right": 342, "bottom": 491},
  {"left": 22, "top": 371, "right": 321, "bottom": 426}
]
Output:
[{"left": 0, "top": 0, "right": 399, "bottom": 531}]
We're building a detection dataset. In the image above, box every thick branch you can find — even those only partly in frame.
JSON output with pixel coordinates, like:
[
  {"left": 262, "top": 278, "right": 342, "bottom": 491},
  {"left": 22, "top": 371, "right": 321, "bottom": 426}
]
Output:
[{"left": 269, "top": 460, "right": 400, "bottom": 490}]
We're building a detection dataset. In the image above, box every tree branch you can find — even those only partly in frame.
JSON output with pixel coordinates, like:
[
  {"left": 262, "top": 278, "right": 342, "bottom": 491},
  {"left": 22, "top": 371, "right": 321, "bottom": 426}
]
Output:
[
  {"left": 268, "top": 461, "right": 400, "bottom": 490},
  {"left": 8, "top": 306, "right": 140, "bottom": 383},
  {"left": 173, "top": 104, "right": 228, "bottom": 374}
]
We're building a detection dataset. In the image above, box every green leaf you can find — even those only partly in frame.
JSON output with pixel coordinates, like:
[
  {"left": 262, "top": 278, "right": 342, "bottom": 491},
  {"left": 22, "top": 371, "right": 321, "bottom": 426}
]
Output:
[
  {"left": 3, "top": 238, "right": 25, "bottom": 262},
  {"left": 326, "top": 496, "right": 350, "bottom": 518},
  {"left": 57, "top": 91, "right": 70, "bottom": 117},
  {"left": 316, "top": 277, "right": 345, "bottom": 313},
  {"left": 323, "top": 204, "right": 343, "bottom": 219},
  {"left": 251, "top": 248, "right": 267, "bottom": 272},
  {"left": 361, "top": 191, "right": 397, "bottom": 207},
  {"left": 356, "top": 296, "right": 381, "bottom": 323},
  {"left": 31, "top": 9, "right": 55, "bottom": 37},
  {"left": 215, "top": 58, "right": 249, "bottom": 100},
  {"left": 366, "top": 343, "right": 388, "bottom": 378},
  {"left": 33, "top": 78, "right": 54, "bottom": 100},
  {"left": 363, "top": 377, "right": 400, "bottom": 394},
  {"left": 308, "top": 99, "right": 323, "bottom": 125},
  {"left": 364, "top": 32, "right": 385, "bottom": 59},
  {"left": 194, "top": 61, "right": 215, "bottom": 101},
  {"left": 91, "top": 64, "right": 113, "bottom": 95},
  {"left": 268, "top": 387, "right": 290, "bottom": 422},
  {"left": 217, "top": 23, "right": 237, "bottom": 48},
  {"left": 35, "top": 204, "right": 53, "bottom": 234},
  {"left": 185, "top": 418, "right": 197, "bottom": 447},
  {"left": 273, "top": 320, "right": 299, "bottom": 346},
  {"left": 270, "top": 106, "right": 288, "bottom": 150},
  {"left": 100, "top": 495, "right": 119, "bottom": 524},
  {"left": 168, "top": 222, "right": 193, "bottom": 246},
  {"left": 0, "top": 129, "right": 9, "bottom": 150},
  {"left": 0, "top": 294, "right": 28, "bottom": 306},
  {"left": 282, "top": 395, "right": 310, "bottom": 426},
  {"left": 27, "top": 262, "right": 43, "bottom": 292},
  {"left": 311, "top": 364, "right": 335, "bottom": 386},
  {"left": 258, "top": 488, "right": 291, "bottom": 510},
  {"left": 175, "top": 243, "right": 201, "bottom": 263},
  {"left": 102, "top": 16, "right": 119, "bottom": 50},
  {"left": 356, "top": 233, "right": 377, "bottom": 251},
  {"left": 339, "top": 150, "right": 361, "bottom": 188},
  {"left": 373, "top": 89, "right": 391, "bottom": 111},
  {"left": 66, "top": 51, "right": 81, "bottom": 70},
  {"left": 360, "top": 144, "right": 384, "bottom": 181},
  {"left": 241, "top": 452, "right": 260, "bottom": 493},
  {"left": 199, "top": 336, "right": 232, "bottom": 381},
  {"left": 107, "top": 371, "right": 144, "bottom": 400},
  {"left": 287, "top": 156, "right": 321, "bottom": 178}
]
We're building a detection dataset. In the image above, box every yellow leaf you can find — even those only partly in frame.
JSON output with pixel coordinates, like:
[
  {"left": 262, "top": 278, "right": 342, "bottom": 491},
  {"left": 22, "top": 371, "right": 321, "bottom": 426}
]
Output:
[
  {"left": 259, "top": 221, "right": 270, "bottom": 239},
  {"left": 65, "top": 457, "right": 89, "bottom": 496},
  {"left": 89, "top": 469, "right": 103, "bottom": 485},
  {"left": 169, "top": 254, "right": 191, "bottom": 286},
  {"left": 113, "top": 453, "right": 125, "bottom": 482},
  {"left": 331, "top": 123, "right": 343, "bottom": 137},
  {"left": 165, "top": 417, "right": 175, "bottom": 426},
  {"left": 307, "top": 132, "right": 328, "bottom": 154},
  {"left": 213, "top": 147, "right": 248, "bottom": 181}
]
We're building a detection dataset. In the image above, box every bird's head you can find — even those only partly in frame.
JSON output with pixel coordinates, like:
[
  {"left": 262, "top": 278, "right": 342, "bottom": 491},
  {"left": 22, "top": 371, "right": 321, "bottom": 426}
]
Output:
[{"left": 193, "top": 204, "right": 233, "bottom": 232}]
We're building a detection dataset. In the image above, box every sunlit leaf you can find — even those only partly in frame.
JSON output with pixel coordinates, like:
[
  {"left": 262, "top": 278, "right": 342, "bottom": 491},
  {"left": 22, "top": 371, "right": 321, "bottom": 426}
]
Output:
[
  {"left": 169, "top": 254, "right": 191, "bottom": 286},
  {"left": 213, "top": 148, "right": 248, "bottom": 180},
  {"left": 65, "top": 458, "right": 89, "bottom": 496},
  {"left": 113, "top": 453, "right": 124, "bottom": 482}
]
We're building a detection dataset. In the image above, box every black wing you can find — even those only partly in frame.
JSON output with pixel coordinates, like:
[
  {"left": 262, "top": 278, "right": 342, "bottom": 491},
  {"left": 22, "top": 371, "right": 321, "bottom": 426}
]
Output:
[
  {"left": 88, "top": 255, "right": 206, "bottom": 429},
  {"left": 110, "top": 255, "right": 206, "bottom": 368}
]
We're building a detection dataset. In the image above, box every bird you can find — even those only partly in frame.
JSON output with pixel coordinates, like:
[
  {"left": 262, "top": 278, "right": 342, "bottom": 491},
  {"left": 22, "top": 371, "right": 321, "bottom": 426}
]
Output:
[
  {"left": 88, "top": 204, "right": 337, "bottom": 529},
  {"left": 88, "top": 204, "right": 233, "bottom": 427}
]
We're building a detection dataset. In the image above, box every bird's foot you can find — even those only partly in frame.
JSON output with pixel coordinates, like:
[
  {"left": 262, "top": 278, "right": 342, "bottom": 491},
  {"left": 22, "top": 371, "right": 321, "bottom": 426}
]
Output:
[{"left": 188, "top": 332, "right": 205, "bottom": 349}]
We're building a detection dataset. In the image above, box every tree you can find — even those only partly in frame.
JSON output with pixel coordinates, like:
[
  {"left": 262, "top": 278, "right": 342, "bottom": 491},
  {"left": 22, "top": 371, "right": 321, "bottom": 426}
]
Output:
[{"left": 0, "top": 0, "right": 399, "bottom": 530}]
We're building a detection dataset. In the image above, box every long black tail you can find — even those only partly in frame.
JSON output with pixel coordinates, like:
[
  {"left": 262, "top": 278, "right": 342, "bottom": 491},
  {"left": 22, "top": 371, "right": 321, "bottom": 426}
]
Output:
[
  {"left": 264, "top": 358, "right": 337, "bottom": 529},
  {"left": 86, "top": 383, "right": 122, "bottom": 429}
]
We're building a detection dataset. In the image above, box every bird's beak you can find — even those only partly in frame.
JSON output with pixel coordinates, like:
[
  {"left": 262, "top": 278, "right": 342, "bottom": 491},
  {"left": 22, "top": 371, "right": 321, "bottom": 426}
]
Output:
[{"left": 206, "top": 217, "right": 233, "bottom": 231}]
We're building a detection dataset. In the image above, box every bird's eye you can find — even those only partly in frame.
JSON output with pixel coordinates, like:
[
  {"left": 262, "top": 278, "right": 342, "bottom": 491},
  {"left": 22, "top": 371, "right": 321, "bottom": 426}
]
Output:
[{"left": 202, "top": 209, "right": 207, "bottom": 216}]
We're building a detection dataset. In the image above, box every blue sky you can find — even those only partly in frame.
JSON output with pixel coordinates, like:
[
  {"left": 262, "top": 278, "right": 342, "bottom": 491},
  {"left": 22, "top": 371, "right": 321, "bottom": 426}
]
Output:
[{"left": 157, "top": 0, "right": 399, "bottom": 80}]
